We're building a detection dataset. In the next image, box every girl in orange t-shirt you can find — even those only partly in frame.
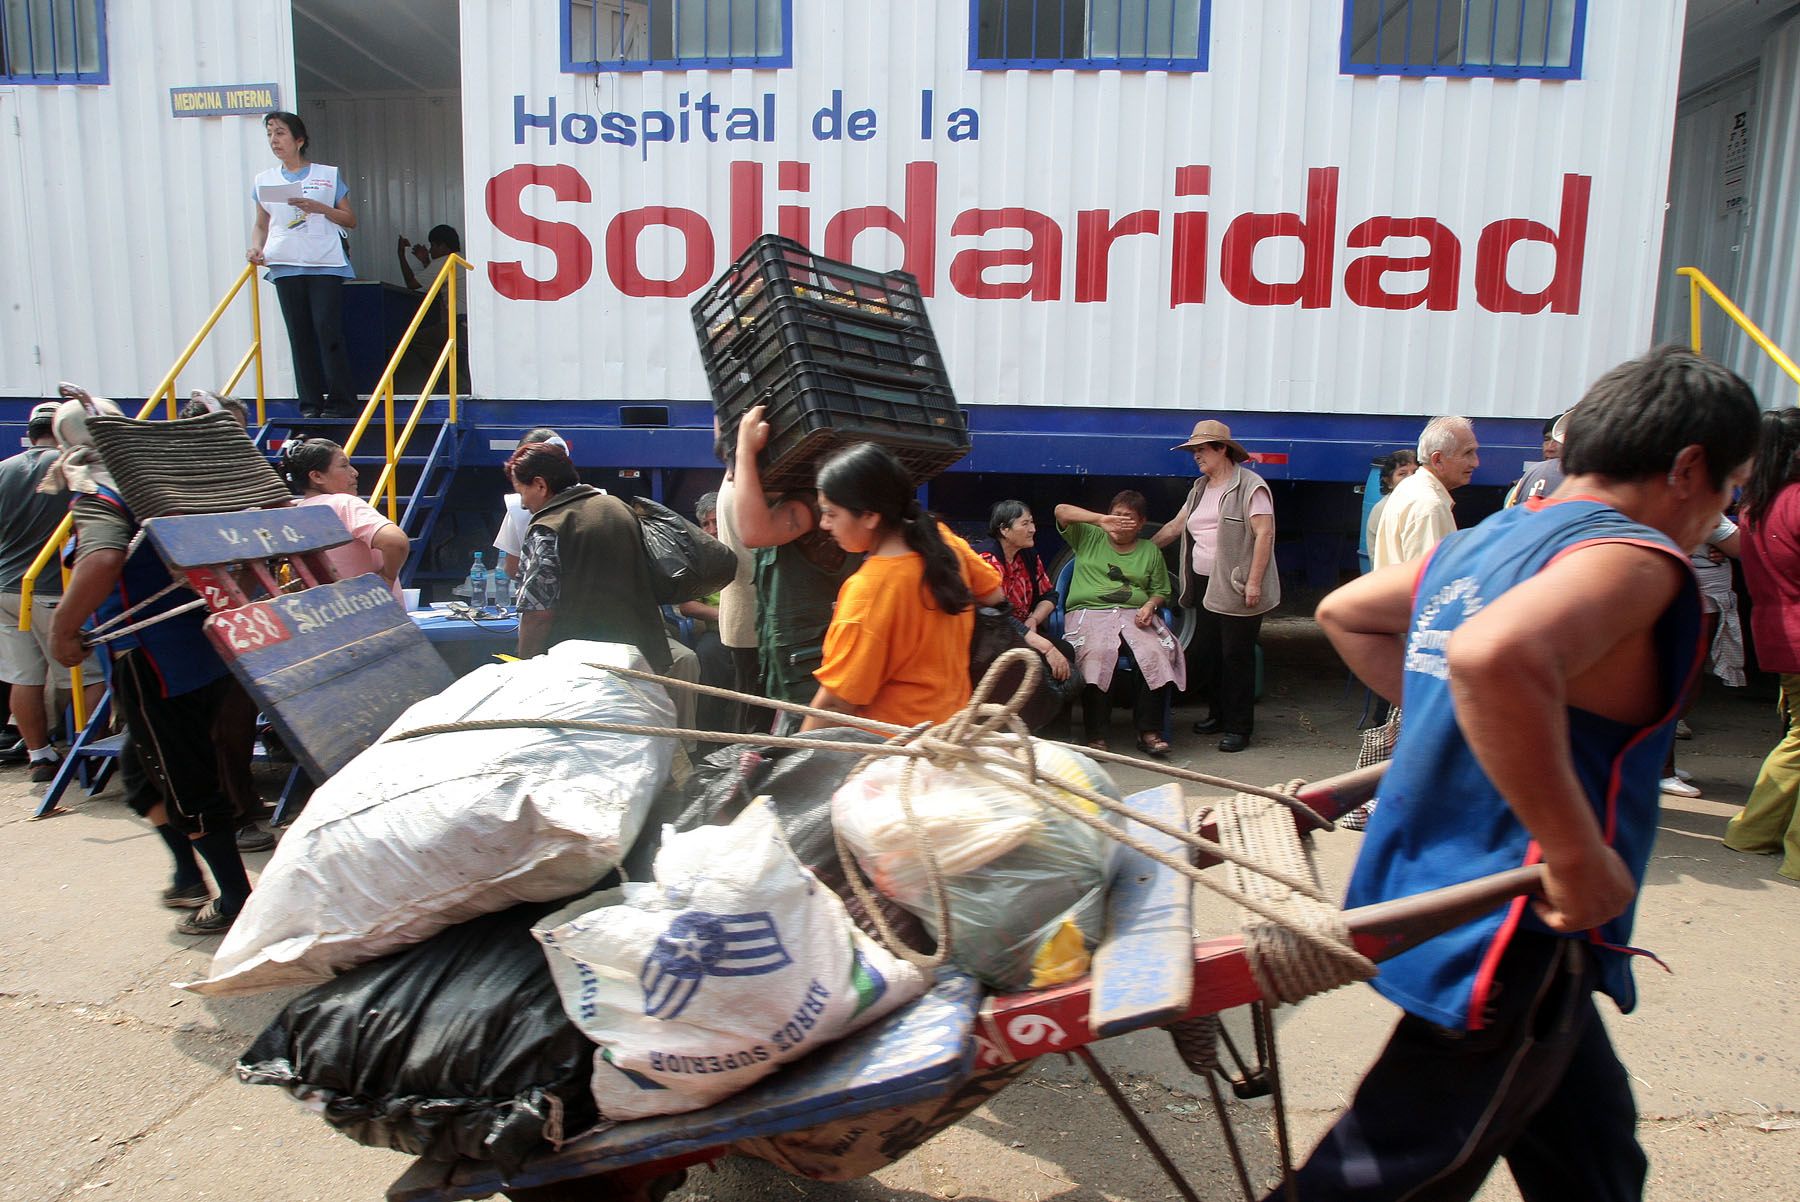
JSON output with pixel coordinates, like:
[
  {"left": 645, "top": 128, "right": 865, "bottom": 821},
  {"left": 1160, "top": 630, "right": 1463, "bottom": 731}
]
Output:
[{"left": 802, "top": 444, "right": 1003, "bottom": 731}]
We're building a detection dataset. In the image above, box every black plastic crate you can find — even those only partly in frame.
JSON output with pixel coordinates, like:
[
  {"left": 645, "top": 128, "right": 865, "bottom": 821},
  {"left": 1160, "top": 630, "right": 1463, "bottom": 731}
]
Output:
[
  {"left": 729, "top": 361, "right": 970, "bottom": 494},
  {"left": 692, "top": 235, "right": 965, "bottom": 488},
  {"left": 711, "top": 296, "right": 950, "bottom": 406}
]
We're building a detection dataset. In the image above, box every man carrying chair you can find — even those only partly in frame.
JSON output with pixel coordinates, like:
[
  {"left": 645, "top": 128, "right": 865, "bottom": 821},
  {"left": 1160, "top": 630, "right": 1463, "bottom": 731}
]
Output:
[{"left": 42, "top": 391, "right": 255, "bottom": 937}]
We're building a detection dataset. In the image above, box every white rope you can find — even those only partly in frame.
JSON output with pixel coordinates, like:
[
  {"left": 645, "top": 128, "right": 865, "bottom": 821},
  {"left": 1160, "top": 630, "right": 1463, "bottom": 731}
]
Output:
[{"left": 387, "top": 650, "right": 1365, "bottom": 975}]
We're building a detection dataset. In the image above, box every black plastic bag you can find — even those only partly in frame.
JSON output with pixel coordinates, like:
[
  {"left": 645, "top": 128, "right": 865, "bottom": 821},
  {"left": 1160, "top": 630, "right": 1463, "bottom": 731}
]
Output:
[
  {"left": 623, "top": 728, "right": 934, "bottom": 954},
  {"left": 237, "top": 897, "right": 601, "bottom": 1173},
  {"left": 630, "top": 496, "right": 740, "bottom": 604},
  {"left": 969, "top": 608, "right": 1081, "bottom": 732}
]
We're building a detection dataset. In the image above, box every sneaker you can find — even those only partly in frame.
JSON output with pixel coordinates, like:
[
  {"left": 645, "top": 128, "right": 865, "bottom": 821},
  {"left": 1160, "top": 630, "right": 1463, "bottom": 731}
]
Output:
[
  {"left": 235, "top": 822, "right": 276, "bottom": 853},
  {"left": 1674, "top": 720, "right": 1694, "bottom": 740},
  {"left": 160, "top": 881, "right": 211, "bottom": 910},
  {"left": 1674, "top": 767, "right": 1694, "bottom": 783},
  {"left": 29, "top": 756, "right": 61, "bottom": 783},
  {"left": 176, "top": 901, "right": 239, "bottom": 936},
  {"left": 1659, "top": 775, "right": 1702, "bottom": 798}
]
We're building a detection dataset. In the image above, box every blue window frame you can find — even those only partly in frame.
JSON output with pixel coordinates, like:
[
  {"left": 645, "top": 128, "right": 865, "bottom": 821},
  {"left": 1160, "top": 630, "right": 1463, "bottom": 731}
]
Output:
[
  {"left": 562, "top": 0, "right": 792, "bottom": 72},
  {"left": 969, "top": 0, "right": 1211, "bottom": 71},
  {"left": 0, "top": 0, "right": 107, "bottom": 84},
  {"left": 1341, "top": 0, "right": 1586, "bottom": 79}
]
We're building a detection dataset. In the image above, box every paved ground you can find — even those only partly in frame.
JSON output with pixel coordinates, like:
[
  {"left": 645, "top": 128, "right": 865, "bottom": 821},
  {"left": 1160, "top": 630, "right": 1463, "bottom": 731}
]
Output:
[{"left": 3, "top": 619, "right": 1795, "bottom": 1201}]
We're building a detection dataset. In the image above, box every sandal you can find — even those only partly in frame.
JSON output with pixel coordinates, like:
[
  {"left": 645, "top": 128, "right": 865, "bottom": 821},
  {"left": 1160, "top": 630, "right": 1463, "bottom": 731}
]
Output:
[
  {"left": 1137, "top": 732, "right": 1170, "bottom": 758},
  {"left": 1085, "top": 739, "right": 1109, "bottom": 753}
]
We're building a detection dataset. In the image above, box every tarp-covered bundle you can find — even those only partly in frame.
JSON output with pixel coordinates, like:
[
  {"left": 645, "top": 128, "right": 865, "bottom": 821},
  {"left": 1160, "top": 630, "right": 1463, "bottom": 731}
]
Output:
[
  {"left": 237, "top": 898, "right": 599, "bottom": 1173},
  {"left": 536, "top": 804, "right": 930, "bottom": 1120},
  {"left": 191, "top": 641, "right": 673, "bottom": 995},
  {"left": 834, "top": 739, "right": 1121, "bottom": 990}
]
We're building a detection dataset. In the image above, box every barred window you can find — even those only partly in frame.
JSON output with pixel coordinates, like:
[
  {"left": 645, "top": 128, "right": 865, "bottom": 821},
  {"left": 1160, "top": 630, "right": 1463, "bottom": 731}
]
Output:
[
  {"left": 970, "top": 0, "right": 1211, "bottom": 70},
  {"left": 0, "top": 0, "right": 106, "bottom": 84},
  {"left": 564, "top": 0, "right": 791, "bottom": 72},
  {"left": 1342, "top": 0, "right": 1586, "bottom": 78}
]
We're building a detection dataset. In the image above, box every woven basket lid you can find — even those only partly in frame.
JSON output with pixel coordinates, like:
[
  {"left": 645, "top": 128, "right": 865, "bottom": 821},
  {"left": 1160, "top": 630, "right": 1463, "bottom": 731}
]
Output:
[{"left": 85, "top": 412, "right": 291, "bottom": 518}]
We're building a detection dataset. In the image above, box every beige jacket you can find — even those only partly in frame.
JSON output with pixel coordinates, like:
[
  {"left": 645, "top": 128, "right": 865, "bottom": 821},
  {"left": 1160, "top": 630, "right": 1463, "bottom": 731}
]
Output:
[{"left": 1172, "top": 466, "right": 1280, "bottom": 617}]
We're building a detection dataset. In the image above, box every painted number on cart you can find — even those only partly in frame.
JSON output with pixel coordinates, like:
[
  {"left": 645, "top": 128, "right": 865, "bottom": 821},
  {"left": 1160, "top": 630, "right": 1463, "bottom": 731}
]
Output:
[{"left": 214, "top": 607, "right": 292, "bottom": 654}]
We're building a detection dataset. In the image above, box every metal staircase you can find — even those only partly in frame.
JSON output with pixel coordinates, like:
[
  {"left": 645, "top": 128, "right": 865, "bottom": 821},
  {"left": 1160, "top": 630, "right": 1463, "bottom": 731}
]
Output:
[
  {"left": 251, "top": 404, "right": 468, "bottom": 589},
  {"left": 23, "top": 255, "right": 472, "bottom": 817}
]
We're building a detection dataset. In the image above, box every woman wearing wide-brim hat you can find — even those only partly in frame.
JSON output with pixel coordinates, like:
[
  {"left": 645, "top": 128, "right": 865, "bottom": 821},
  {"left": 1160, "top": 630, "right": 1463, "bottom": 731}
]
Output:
[{"left": 1151, "top": 419, "right": 1280, "bottom": 752}]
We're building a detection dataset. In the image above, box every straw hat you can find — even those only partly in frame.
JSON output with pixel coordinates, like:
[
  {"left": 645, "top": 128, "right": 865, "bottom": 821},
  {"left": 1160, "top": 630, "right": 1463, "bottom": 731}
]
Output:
[{"left": 1172, "top": 419, "right": 1249, "bottom": 463}]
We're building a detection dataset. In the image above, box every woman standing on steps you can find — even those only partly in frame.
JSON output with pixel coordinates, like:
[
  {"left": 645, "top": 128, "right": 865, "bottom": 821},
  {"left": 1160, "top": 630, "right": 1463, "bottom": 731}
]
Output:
[{"left": 247, "top": 111, "right": 360, "bottom": 419}]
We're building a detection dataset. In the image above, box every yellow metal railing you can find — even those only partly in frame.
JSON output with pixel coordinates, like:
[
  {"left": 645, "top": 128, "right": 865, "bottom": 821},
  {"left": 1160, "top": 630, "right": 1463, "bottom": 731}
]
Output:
[
  {"left": 342, "top": 254, "right": 470, "bottom": 521},
  {"left": 1678, "top": 266, "right": 1800, "bottom": 401},
  {"left": 16, "top": 264, "right": 265, "bottom": 730}
]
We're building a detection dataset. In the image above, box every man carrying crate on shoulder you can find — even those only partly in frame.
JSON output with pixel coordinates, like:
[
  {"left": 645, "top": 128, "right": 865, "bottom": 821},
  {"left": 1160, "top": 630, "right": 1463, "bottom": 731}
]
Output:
[{"left": 729, "top": 404, "right": 861, "bottom": 735}]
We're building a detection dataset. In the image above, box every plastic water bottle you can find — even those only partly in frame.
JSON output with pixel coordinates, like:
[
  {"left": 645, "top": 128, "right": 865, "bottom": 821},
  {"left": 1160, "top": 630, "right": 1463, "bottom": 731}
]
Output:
[
  {"left": 489, "top": 553, "right": 513, "bottom": 610},
  {"left": 465, "top": 552, "right": 487, "bottom": 607}
]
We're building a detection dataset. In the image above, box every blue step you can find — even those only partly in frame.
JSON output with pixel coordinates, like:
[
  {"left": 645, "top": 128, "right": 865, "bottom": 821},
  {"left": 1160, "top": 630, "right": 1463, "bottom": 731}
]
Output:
[{"left": 250, "top": 415, "right": 465, "bottom": 593}]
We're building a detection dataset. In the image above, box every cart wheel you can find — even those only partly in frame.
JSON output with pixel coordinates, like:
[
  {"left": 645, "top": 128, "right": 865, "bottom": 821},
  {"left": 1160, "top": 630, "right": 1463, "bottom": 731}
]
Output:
[{"left": 503, "top": 1169, "right": 687, "bottom": 1202}]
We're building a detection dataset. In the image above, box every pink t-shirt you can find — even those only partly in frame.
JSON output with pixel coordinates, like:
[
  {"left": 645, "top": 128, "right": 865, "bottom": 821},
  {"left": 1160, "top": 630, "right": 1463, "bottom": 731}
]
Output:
[
  {"left": 1186, "top": 480, "right": 1273, "bottom": 578},
  {"left": 1742, "top": 485, "right": 1800, "bottom": 674},
  {"left": 296, "top": 492, "right": 403, "bottom": 602}
]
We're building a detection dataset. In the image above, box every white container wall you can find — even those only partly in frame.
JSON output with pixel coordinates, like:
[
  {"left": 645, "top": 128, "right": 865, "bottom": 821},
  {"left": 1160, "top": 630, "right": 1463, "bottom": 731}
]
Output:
[
  {"left": 460, "top": 0, "right": 1689, "bottom": 417},
  {"left": 0, "top": 1, "right": 296, "bottom": 402},
  {"left": 1656, "top": 71, "right": 1759, "bottom": 356},
  {"left": 1732, "top": 12, "right": 1800, "bottom": 408}
]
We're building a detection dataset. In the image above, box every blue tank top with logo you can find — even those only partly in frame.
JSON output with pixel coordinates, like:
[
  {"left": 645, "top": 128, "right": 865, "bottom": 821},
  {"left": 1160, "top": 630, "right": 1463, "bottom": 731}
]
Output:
[{"left": 1345, "top": 498, "right": 1701, "bottom": 1030}]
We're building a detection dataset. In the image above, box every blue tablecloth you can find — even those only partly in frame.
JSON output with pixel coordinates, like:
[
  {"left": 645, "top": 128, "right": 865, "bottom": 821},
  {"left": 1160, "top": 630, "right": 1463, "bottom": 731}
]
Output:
[
  {"left": 410, "top": 608, "right": 518, "bottom": 640},
  {"left": 409, "top": 608, "right": 518, "bottom": 675}
]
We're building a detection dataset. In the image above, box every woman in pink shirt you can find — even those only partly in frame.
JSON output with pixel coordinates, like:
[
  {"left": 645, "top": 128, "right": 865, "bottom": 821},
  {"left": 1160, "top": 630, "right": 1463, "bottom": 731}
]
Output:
[{"left": 279, "top": 438, "right": 410, "bottom": 602}]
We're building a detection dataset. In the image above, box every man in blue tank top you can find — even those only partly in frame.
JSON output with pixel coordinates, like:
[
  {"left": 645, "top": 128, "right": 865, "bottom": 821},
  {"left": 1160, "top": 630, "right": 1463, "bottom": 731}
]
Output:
[{"left": 1285, "top": 347, "right": 1760, "bottom": 1202}]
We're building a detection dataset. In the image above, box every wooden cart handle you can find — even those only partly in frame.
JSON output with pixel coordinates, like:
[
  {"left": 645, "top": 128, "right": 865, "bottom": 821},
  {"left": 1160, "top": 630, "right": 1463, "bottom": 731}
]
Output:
[{"left": 1292, "top": 762, "right": 1388, "bottom": 822}]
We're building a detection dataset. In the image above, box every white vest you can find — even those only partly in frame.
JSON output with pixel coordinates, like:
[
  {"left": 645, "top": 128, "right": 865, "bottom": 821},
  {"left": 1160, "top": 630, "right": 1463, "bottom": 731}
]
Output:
[{"left": 257, "top": 163, "right": 348, "bottom": 269}]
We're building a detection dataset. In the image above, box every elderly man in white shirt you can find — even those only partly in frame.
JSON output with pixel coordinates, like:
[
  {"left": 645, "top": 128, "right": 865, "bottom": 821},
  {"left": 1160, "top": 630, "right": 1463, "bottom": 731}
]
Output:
[
  {"left": 1346, "top": 414, "right": 1483, "bottom": 831},
  {"left": 1371, "top": 416, "right": 1481, "bottom": 570}
]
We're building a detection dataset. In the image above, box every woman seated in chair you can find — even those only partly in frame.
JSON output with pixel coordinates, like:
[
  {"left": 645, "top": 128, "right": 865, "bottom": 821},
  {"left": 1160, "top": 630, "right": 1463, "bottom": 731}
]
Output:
[
  {"left": 973, "top": 499, "right": 1075, "bottom": 683},
  {"left": 1054, "top": 491, "right": 1185, "bottom": 756},
  {"left": 278, "top": 437, "right": 410, "bottom": 603}
]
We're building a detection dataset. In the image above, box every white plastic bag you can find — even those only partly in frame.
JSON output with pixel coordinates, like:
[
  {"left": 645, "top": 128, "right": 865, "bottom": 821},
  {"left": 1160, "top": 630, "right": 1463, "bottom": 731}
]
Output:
[
  {"left": 832, "top": 738, "right": 1120, "bottom": 991},
  {"left": 535, "top": 802, "right": 927, "bottom": 1121},
  {"left": 187, "top": 641, "right": 674, "bottom": 996}
]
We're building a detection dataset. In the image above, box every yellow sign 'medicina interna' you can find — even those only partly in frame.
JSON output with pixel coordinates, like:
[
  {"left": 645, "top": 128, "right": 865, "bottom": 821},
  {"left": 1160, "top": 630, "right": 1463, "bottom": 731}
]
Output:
[{"left": 169, "top": 83, "right": 281, "bottom": 118}]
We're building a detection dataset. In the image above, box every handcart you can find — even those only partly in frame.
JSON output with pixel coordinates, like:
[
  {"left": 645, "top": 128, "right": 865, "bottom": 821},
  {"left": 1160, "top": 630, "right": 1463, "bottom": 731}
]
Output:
[{"left": 388, "top": 762, "right": 1541, "bottom": 1202}]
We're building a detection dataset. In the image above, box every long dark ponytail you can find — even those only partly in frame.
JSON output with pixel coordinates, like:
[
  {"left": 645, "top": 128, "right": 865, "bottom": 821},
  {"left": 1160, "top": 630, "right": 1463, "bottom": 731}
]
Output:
[
  {"left": 816, "top": 443, "right": 973, "bottom": 615},
  {"left": 1741, "top": 408, "right": 1800, "bottom": 525}
]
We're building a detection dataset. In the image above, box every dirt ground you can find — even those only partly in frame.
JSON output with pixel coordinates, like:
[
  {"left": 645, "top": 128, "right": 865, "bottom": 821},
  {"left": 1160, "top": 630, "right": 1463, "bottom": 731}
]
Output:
[{"left": 2, "top": 618, "right": 1795, "bottom": 1202}]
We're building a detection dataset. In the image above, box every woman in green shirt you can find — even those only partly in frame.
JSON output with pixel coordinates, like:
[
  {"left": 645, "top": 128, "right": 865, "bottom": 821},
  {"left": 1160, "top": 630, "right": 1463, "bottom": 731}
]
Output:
[{"left": 1054, "top": 491, "right": 1186, "bottom": 755}]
